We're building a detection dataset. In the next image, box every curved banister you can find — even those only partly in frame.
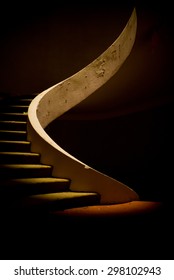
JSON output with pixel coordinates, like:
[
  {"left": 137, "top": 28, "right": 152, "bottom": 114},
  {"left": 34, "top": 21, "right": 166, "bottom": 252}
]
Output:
[{"left": 27, "top": 8, "right": 139, "bottom": 204}]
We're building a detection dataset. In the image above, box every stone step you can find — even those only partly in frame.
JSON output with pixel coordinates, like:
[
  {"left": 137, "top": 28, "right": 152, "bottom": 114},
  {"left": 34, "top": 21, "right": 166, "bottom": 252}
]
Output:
[
  {"left": 10, "top": 94, "right": 38, "bottom": 100},
  {"left": 0, "top": 130, "right": 27, "bottom": 140},
  {"left": 0, "top": 120, "right": 27, "bottom": 130},
  {"left": 0, "top": 164, "right": 53, "bottom": 178},
  {"left": 0, "top": 151, "right": 41, "bottom": 163},
  {"left": 0, "top": 140, "right": 31, "bottom": 152},
  {"left": 1, "top": 98, "right": 32, "bottom": 106},
  {"left": 9, "top": 98, "right": 32, "bottom": 105},
  {"left": 0, "top": 105, "right": 29, "bottom": 113},
  {"left": 0, "top": 112, "right": 28, "bottom": 121},
  {"left": 0, "top": 177, "right": 70, "bottom": 196},
  {"left": 0, "top": 94, "right": 37, "bottom": 106},
  {"left": 5, "top": 191, "right": 100, "bottom": 211}
]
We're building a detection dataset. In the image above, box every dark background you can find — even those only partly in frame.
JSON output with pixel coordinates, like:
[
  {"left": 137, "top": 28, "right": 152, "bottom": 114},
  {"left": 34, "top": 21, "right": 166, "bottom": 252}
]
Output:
[{"left": 1, "top": 1, "right": 174, "bottom": 203}]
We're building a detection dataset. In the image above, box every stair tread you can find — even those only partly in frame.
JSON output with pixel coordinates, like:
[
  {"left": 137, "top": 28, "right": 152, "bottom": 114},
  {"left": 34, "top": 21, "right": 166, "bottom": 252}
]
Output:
[
  {"left": 10, "top": 191, "right": 100, "bottom": 209},
  {"left": 0, "top": 112, "right": 28, "bottom": 116},
  {"left": 15, "top": 99, "right": 32, "bottom": 102},
  {"left": 0, "top": 113, "right": 28, "bottom": 120},
  {"left": 0, "top": 121, "right": 27, "bottom": 124},
  {"left": 0, "top": 164, "right": 53, "bottom": 178},
  {"left": 0, "top": 151, "right": 39, "bottom": 156},
  {"left": 0, "top": 140, "right": 31, "bottom": 152},
  {"left": 1, "top": 105, "right": 29, "bottom": 110},
  {"left": 5, "top": 105, "right": 29, "bottom": 108},
  {"left": 0, "top": 131, "right": 27, "bottom": 141},
  {"left": 0, "top": 105, "right": 29, "bottom": 113},
  {"left": 1, "top": 177, "right": 70, "bottom": 184},
  {"left": 0, "top": 130, "right": 26, "bottom": 133},
  {"left": 26, "top": 191, "right": 99, "bottom": 200},
  {"left": 0, "top": 140, "right": 30, "bottom": 144},
  {"left": 0, "top": 121, "right": 27, "bottom": 130},
  {"left": 0, "top": 113, "right": 28, "bottom": 121},
  {"left": 0, "top": 164, "right": 52, "bottom": 168},
  {"left": 0, "top": 177, "right": 70, "bottom": 196}
]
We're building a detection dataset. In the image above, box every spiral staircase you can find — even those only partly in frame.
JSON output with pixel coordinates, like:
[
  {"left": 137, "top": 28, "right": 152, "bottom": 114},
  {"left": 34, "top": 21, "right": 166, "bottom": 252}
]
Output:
[
  {"left": 0, "top": 93, "right": 164, "bottom": 259},
  {"left": 0, "top": 8, "right": 166, "bottom": 259}
]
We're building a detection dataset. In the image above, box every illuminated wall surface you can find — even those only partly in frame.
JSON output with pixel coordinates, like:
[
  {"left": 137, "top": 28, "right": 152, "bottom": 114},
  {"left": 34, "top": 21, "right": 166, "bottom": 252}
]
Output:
[{"left": 1, "top": 1, "right": 174, "bottom": 203}]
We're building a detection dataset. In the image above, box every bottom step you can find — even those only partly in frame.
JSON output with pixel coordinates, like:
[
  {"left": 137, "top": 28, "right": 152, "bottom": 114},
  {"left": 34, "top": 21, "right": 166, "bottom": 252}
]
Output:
[{"left": 3, "top": 192, "right": 101, "bottom": 211}]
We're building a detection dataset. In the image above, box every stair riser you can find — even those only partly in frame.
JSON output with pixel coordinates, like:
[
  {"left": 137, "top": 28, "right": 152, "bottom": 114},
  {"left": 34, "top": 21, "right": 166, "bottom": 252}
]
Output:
[
  {"left": 2, "top": 95, "right": 37, "bottom": 104},
  {"left": 0, "top": 121, "right": 27, "bottom": 130},
  {"left": 0, "top": 106, "right": 29, "bottom": 113},
  {"left": 0, "top": 100, "right": 31, "bottom": 106},
  {"left": 0, "top": 167, "right": 53, "bottom": 179},
  {"left": 9, "top": 99, "right": 32, "bottom": 106},
  {"left": 0, "top": 131, "right": 27, "bottom": 141},
  {"left": 0, "top": 154, "right": 41, "bottom": 164},
  {"left": 11, "top": 195, "right": 100, "bottom": 211},
  {"left": 0, "top": 113, "right": 28, "bottom": 121},
  {"left": 47, "top": 196, "right": 101, "bottom": 211},
  {"left": 0, "top": 141, "right": 31, "bottom": 152},
  {"left": 0, "top": 182, "right": 70, "bottom": 196}
]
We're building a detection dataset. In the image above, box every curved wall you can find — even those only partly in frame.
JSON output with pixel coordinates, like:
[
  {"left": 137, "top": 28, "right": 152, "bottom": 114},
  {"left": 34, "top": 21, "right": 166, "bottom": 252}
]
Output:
[{"left": 27, "top": 9, "right": 139, "bottom": 204}]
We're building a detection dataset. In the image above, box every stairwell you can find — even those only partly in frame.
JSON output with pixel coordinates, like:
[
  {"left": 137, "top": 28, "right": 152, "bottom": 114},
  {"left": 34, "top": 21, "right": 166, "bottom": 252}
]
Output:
[{"left": 0, "top": 94, "right": 100, "bottom": 215}]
